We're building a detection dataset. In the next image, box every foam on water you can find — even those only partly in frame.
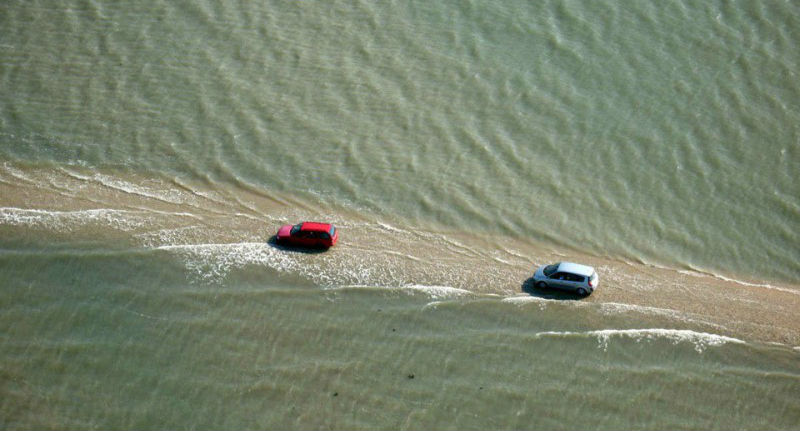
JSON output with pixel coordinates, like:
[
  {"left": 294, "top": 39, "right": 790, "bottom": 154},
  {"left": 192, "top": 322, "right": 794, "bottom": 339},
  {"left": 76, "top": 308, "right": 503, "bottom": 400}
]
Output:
[
  {"left": 0, "top": 207, "right": 154, "bottom": 231},
  {"left": 134, "top": 226, "right": 207, "bottom": 248},
  {"left": 501, "top": 295, "right": 555, "bottom": 311},
  {"left": 502, "top": 295, "right": 551, "bottom": 305},
  {"left": 57, "top": 168, "right": 232, "bottom": 212},
  {"left": 536, "top": 329, "right": 745, "bottom": 353},
  {"left": 155, "top": 241, "right": 424, "bottom": 287},
  {"left": 376, "top": 222, "right": 407, "bottom": 234},
  {"left": 156, "top": 242, "right": 296, "bottom": 284},
  {"left": 1, "top": 162, "right": 34, "bottom": 184},
  {"left": 599, "top": 302, "right": 683, "bottom": 319},
  {"left": 326, "top": 283, "right": 475, "bottom": 301},
  {"left": 401, "top": 284, "right": 473, "bottom": 299}
]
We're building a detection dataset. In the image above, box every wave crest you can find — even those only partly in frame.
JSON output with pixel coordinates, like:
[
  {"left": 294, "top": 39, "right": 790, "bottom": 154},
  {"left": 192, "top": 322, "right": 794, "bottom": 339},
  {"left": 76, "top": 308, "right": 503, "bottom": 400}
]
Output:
[{"left": 536, "top": 328, "right": 745, "bottom": 353}]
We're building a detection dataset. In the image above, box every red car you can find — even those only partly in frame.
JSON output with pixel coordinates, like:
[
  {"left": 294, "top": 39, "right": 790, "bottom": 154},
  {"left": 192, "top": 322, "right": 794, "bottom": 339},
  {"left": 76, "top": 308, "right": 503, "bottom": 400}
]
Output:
[{"left": 276, "top": 221, "right": 339, "bottom": 248}]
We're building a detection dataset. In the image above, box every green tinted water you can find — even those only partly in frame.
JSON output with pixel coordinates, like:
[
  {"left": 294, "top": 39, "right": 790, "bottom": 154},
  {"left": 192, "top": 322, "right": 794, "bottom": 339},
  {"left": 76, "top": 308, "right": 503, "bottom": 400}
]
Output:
[{"left": 1, "top": 0, "right": 799, "bottom": 429}]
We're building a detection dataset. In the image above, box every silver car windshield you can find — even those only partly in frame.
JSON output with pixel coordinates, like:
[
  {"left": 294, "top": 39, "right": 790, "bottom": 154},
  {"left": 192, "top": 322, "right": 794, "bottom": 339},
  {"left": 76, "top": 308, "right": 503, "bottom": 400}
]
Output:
[{"left": 543, "top": 264, "right": 559, "bottom": 277}]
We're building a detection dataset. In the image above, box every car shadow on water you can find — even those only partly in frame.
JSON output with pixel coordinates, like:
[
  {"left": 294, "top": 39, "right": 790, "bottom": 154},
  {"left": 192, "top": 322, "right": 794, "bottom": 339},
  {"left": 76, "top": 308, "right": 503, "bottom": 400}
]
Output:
[
  {"left": 266, "top": 235, "right": 331, "bottom": 254},
  {"left": 521, "top": 277, "right": 587, "bottom": 301}
]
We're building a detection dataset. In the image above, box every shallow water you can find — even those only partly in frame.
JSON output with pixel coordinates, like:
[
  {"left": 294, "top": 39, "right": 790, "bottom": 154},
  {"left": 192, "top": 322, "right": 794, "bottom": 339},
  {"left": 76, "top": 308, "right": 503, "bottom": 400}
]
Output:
[
  {"left": 1, "top": 0, "right": 799, "bottom": 429},
  {"left": 3, "top": 249, "right": 800, "bottom": 430}
]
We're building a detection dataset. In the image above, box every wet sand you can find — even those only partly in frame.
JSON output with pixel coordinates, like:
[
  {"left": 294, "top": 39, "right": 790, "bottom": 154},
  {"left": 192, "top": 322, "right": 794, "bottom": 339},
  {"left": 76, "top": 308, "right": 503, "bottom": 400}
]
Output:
[{"left": 2, "top": 165, "right": 798, "bottom": 346}]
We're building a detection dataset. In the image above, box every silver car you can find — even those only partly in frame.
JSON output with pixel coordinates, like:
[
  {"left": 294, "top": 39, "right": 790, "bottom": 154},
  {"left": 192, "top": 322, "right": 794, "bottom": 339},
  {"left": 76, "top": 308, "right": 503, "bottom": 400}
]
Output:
[{"left": 533, "top": 262, "right": 599, "bottom": 296}]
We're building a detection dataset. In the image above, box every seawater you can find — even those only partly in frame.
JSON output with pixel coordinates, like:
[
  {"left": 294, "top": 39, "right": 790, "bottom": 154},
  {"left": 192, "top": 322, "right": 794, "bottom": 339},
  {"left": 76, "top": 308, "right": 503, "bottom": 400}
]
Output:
[{"left": 1, "top": 1, "right": 799, "bottom": 429}]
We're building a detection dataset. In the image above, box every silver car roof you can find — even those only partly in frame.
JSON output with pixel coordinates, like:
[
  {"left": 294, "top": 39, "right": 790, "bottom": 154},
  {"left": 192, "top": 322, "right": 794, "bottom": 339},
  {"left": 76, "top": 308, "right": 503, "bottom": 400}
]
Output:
[{"left": 557, "top": 262, "right": 595, "bottom": 277}]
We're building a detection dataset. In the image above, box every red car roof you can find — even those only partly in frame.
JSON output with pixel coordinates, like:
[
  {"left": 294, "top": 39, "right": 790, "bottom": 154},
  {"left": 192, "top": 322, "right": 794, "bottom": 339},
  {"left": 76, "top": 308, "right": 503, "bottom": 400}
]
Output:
[{"left": 300, "top": 222, "right": 334, "bottom": 232}]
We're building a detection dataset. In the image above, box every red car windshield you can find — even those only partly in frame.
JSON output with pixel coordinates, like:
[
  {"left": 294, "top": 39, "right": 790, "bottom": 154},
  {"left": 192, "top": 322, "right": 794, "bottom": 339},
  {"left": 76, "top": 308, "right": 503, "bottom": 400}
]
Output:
[{"left": 290, "top": 224, "right": 302, "bottom": 235}]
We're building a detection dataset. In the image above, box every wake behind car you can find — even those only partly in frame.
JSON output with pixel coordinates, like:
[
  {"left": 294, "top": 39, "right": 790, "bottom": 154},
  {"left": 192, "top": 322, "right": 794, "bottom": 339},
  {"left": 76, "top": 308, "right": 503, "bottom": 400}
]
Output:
[
  {"left": 276, "top": 221, "right": 339, "bottom": 248},
  {"left": 532, "top": 262, "right": 598, "bottom": 296}
]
